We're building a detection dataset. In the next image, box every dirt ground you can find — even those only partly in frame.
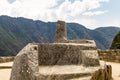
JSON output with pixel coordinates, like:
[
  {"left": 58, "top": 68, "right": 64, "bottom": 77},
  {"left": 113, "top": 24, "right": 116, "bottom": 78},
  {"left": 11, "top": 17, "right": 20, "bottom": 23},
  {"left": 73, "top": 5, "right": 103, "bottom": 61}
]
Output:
[
  {"left": 0, "top": 61, "right": 120, "bottom": 80},
  {"left": 0, "top": 62, "right": 13, "bottom": 80}
]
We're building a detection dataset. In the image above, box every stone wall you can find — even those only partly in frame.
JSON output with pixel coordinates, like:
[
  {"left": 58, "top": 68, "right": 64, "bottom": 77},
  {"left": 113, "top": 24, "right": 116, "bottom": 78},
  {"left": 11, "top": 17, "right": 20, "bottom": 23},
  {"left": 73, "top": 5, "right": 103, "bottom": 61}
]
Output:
[
  {"left": 98, "top": 49, "right": 120, "bottom": 63},
  {"left": 38, "top": 43, "right": 99, "bottom": 66},
  {"left": 0, "top": 57, "right": 14, "bottom": 63}
]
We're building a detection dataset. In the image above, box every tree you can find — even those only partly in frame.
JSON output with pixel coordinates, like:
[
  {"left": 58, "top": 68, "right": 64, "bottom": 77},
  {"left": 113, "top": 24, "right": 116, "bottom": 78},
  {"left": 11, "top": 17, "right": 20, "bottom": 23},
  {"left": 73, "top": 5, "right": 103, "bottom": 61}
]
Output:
[{"left": 110, "top": 31, "right": 120, "bottom": 49}]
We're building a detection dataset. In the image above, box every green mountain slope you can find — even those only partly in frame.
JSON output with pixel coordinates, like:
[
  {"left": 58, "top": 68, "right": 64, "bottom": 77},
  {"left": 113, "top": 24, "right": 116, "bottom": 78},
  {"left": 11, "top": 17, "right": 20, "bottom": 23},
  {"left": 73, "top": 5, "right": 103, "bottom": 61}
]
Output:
[
  {"left": 94, "top": 27, "right": 120, "bottom": 49},
  {"left": 110, "top": 31, "right": 120, "bottom": 49},
  {"left": 0, "top": 16, "right": 120, "bottom": 56}
]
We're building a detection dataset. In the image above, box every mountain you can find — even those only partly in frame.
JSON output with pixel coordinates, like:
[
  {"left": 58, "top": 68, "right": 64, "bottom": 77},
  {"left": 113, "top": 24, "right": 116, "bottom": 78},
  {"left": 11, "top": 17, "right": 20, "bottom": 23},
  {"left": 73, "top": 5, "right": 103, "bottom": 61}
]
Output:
[
  {"left": 94, "top": 27, "right": 120, "bottom": 49},
  {"left": 0, "top": 15, "right": 120, "bottom": 56},
  {"left": 110, "top": 31, "right": 120, "bottom": 49}
]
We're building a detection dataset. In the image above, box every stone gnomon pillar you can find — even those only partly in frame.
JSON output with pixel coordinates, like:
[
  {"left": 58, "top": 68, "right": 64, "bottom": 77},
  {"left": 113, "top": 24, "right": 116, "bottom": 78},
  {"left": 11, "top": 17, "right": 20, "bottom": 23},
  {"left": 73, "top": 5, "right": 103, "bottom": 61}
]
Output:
[{"left": 54, "top": 20, "right": 67, "bottom": 43}]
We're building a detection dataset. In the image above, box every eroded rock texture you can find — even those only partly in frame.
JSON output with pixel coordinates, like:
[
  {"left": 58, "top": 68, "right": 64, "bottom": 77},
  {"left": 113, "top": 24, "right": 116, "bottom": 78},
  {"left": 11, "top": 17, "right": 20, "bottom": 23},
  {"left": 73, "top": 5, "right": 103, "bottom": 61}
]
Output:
[
  {"left": 38, "top": 43, "right": 99, "bottom": 66},
  {"left": 10, "top": 44, "right": 39, "bottom": 80}
]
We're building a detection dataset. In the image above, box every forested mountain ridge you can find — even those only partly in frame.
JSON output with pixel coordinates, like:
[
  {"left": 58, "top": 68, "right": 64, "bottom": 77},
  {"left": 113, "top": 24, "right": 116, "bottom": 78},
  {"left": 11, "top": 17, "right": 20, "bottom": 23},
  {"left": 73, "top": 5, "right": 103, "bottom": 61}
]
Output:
[
  {"left": 0, "top": 15, "right": 120, "bottom": 56},
  {"left": 110, "top": 31, "right": 120, "bottom": 49}
]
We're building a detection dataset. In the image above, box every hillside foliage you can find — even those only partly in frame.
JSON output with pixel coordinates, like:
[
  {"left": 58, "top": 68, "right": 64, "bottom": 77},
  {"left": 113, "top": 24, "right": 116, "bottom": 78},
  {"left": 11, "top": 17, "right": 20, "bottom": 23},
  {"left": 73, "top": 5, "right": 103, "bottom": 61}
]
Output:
[
  {"left": 110, "top": 31, "right": 120, "bottom": 49},
  {"left": 0, "top": 16, "right": 120, "bottom": 56}
]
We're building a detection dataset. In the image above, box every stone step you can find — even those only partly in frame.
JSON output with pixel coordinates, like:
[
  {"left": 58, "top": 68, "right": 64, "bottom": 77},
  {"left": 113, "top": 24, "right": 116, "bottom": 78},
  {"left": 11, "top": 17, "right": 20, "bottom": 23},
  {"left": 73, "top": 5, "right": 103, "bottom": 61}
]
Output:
[
  {"left": 69, "top": 76, "right": 91, "bottom": 80},
  {"left": 66, "top": 40, "right": 95, "bottom": 44},
  {"left": 37, "top": 73, "right": 91, "bottom": 80},
  {"left": 38, "top": 65, "right": 99, "bottom": 80}
]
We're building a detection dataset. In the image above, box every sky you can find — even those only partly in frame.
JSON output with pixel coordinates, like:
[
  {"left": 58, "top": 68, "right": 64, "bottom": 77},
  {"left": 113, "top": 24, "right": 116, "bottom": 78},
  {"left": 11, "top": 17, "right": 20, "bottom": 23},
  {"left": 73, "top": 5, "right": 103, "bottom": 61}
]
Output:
[{"left": 0, "top": 0, "right": 120, "bottom": 29}]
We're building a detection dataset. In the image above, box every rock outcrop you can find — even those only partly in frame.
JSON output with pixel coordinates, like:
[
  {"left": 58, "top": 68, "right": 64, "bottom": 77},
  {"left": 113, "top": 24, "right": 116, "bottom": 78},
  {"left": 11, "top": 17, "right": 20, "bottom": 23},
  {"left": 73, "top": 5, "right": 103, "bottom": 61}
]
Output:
[
  {"left": 91, "top": 65, "right": 112, "bottom": 80},
  {"left": 10, "top": 20, "right": 112, "bottom": 80},
  {"left": 10, "top": 44, "right": 39, "bottom": 80}
]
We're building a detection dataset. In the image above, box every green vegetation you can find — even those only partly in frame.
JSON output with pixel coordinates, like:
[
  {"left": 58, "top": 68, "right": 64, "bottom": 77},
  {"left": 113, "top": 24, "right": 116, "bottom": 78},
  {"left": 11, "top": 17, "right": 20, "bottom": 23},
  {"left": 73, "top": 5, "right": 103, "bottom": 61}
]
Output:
[
  {"left": 0, "top": 15, "right": 120, "bottom": 56},
  {"left": 110, "top": 31, "right": 120, "bottom": 49}
]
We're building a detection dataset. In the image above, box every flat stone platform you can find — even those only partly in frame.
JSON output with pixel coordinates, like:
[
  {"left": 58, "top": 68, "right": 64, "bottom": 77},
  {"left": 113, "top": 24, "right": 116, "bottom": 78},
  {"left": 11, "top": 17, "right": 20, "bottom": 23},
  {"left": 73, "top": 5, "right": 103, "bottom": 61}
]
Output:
[
  {"left": 53, "top": 42, "right": 96, "bottom": 48},
  {"left": 39, "top": 65, "right": 99, "bottom": 75},
  {"left": 38, "top": 65, "right": 99, "bottom": 80}
]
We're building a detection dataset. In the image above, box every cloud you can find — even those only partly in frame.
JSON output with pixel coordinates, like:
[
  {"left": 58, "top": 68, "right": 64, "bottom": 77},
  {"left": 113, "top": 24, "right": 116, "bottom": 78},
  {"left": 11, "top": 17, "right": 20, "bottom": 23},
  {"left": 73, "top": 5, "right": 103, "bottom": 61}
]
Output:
[
  {"left": 98, "top": 19, "right": 120, "bottom": 27},
  {"left": 83, "top": 10, "right": 108, "bottom": 16},
  {"left": 0, "top": 0, "right": 11, "bottom": 15},
  {"left": 0, "top": 0, "right": 109, "bottom": 28},
  {"left": 67, "top": 18, "right": 99, "bottom": 29}
]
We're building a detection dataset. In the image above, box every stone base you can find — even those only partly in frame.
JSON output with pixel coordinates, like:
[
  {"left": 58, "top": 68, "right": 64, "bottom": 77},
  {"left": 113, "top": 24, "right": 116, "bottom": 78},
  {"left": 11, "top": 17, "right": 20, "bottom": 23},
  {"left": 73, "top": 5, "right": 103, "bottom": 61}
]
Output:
[
  {"left": 10, "top": 44, "right": 112, "bottom": 80},
  {"left": 37, "top": 65, "right": 112, "bottom": 80}
]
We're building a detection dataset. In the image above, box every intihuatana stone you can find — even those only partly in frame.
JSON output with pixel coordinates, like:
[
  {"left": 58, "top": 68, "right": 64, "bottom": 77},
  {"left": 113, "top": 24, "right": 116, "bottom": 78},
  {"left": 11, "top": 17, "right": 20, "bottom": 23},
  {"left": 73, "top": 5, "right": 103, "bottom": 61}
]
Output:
[{"left": 10, "top": 20, "right": 112, "bottom": 80}]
